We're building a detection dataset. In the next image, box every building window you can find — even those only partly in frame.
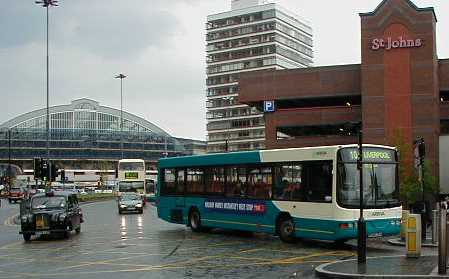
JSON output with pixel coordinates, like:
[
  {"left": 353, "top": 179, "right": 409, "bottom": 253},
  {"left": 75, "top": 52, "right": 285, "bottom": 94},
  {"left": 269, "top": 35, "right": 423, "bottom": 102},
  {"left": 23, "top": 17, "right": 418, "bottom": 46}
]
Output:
[
  {"left": 277, "top": 123, "right": 359, "bottom": 139},
  {"left": 442, "top": 120, "right": 449, "bottom": 135}
]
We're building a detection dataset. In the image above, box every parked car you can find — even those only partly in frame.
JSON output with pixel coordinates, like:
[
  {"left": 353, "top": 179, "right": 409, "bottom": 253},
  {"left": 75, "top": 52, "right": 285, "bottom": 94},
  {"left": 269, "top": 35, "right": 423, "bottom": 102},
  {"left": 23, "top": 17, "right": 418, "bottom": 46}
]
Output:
[
  {"left": 19, "top": 191, "right": 83, "bottom": 241},
  {"left": 9, "top": 187, "right": 25, "bottom": 203},
  {"left": 118, "top": 193, "right": 144, "bottom": 214}
]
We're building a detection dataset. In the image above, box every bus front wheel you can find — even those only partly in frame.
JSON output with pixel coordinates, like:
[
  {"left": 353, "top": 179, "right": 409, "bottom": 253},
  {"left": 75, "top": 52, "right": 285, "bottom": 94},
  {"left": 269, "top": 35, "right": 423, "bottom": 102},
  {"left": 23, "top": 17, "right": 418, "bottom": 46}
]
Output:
[
  {"left": 279, "top": 218, "right": 296, "bottom": 243},
  {"left": 189, "top": 209, "right": 202, "bottom": 232}
]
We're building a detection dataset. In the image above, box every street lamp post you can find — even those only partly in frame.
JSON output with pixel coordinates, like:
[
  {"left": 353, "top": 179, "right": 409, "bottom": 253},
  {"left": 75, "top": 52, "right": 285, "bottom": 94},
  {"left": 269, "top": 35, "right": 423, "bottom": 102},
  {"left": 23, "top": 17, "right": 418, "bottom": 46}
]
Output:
[
  {"left": 357, "top": 128, "right": 367, "bottom": 264},
  {"left": 35, "top": 0, "right": 58, "bottom": 185},
  {"left": 115, "top": 74, "right": 126, "bottom": 159},
  {"left": 7, "top": 129, "right": 11, "bottom": 192}
]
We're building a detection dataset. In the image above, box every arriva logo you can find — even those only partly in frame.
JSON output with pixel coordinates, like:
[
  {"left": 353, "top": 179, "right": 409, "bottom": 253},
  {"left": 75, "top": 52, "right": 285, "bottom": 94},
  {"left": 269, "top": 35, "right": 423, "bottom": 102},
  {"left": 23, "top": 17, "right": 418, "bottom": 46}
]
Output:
[
  {"left": 371, "top": 36, "right": 423, "bottom": 51},
  {"left": 371, "top": 211, "right": 386, "bottom": 217}
]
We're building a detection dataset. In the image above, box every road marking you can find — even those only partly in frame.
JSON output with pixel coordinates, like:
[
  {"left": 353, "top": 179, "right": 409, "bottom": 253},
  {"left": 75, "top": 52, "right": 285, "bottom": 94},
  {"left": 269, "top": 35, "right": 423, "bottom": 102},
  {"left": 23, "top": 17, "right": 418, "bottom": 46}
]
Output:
[
  {"left": 2, "top": 214, "right": 18, "bottom": 227},
  {"left": 0, "top": 244, "right": 355, "bottom": 278},
  {"left": 275, "top": 251, "right": 355, "bottom": 264},
  {"left": 0, "top": 241, "right": 22, "bottom": 250},
  {"left": 51, "top": 253, "right": 155, "bottom": 271}
]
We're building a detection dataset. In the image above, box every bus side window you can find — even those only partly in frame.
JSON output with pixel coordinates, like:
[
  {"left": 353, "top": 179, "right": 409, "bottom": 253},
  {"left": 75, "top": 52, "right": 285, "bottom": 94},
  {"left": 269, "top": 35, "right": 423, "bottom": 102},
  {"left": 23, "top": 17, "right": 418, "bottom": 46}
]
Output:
[
  {"left": 186, "top": 168, "right": 204, "bottom": 194},
  {"left": 274, "top": 164, "right": 304, "bottom": 201},
  {"left": 205, "top": 167, "right": 224, "bottom": 195},
  {"left": 303, "top": 161, "right": 332, "bottom": 203},
  {"left": 225, "top": 167, "right": 238, "bottom": 197},
  {"left": 161, "top": 169, "right": 176, "bottom": 195},
  {"left": 247, "top": 167, "right": 272, "bottom": 200},
  {"left": 176, "top": 169, "right": 186, "bottom": 194}
]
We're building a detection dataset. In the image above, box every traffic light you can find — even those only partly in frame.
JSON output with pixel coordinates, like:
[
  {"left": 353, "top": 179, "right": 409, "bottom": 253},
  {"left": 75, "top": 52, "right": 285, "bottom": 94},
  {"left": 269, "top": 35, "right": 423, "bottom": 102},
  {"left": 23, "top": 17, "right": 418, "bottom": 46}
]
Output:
[
  {"left": 418, "top": 139, "right": 426, "bottom": 159},
  {"left": 414, "top": 138, "right": 426, "bottom": 167},
  {"left": 33, "top": 158, "right": 42, "bottom": 180},
  {"left": 50, "top": 163, "right": 58, "bottom": 182},
  {"left": 60, "top": 169, "right": 65, "bottom": 182},
  {"left": 42, "top": 162, "right": 48, "bottom": 181}
]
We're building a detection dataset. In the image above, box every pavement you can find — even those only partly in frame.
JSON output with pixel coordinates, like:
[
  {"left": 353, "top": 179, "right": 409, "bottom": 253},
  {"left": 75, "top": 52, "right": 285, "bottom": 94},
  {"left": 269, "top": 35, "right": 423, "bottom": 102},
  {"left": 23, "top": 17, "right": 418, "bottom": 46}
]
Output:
[
  {"left": 315, "top": 227, "right": 447, "bottom": 278},
  {"left": 315, "top": 255, "right": 449, "bottom": 278},
  {"left": 388, "top": 237, "right": 438, "bottom": 247}
]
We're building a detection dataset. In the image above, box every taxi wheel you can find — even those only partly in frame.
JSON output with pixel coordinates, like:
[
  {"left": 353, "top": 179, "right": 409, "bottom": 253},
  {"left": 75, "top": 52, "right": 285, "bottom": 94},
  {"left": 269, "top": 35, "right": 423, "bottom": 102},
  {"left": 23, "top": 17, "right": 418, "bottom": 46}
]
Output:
[
  {"left": 75, "top": 226, "right": 81, "bottom": 234},
  {"left": 279, "top": 218, "right": 296, "bottom": 243},
  {"left": 189, "top": 209, "right": 202, "bottom": 232},
  {"left": 23, "top": 233, "right": 31, "bottom": 242},
  {"left": 63, "top": 231, "right": 69, "bottom": 239}
]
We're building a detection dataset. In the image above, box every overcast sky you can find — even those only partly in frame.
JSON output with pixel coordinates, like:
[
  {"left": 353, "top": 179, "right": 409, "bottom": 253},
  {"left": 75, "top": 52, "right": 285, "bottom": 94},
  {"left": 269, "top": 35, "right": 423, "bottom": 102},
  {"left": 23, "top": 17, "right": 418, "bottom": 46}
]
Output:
[{"left": 1, "top": 0, "right": 448, "bottom": 140}]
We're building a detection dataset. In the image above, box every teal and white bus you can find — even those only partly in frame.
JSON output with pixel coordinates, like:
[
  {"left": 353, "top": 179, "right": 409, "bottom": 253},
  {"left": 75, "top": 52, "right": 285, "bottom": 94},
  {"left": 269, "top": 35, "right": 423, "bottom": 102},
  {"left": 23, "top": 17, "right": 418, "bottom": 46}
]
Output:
[{"left": 156, "top": 145, "right": 402, "bottom": 243}]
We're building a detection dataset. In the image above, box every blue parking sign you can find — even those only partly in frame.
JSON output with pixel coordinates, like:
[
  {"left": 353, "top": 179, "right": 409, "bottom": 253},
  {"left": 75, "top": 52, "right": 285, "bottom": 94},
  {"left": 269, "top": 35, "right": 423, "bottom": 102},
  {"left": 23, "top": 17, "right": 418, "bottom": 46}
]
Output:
[{"left": 264, "top": 101, "right": 275, "bottom": 112}]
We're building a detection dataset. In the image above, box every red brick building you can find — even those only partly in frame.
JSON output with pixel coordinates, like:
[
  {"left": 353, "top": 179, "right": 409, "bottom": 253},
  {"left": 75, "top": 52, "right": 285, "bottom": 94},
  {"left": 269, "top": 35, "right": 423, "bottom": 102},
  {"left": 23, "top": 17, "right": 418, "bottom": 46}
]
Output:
[{"left": 238, "top": 0, "right": 449, "bottom": 192}]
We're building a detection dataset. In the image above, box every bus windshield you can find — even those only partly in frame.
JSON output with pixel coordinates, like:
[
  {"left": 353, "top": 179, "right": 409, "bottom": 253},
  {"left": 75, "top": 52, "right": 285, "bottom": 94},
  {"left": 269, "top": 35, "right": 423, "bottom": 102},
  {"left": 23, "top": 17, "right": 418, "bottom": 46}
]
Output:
[
  {"left": 119, "top": 162, "right": 144, "bottom": 171},
  {"left": 337, "top": 147, "right": 400, "bottom": 209},
  {"left": 118, "top": 181, "right": 144, "bottom": 193}
]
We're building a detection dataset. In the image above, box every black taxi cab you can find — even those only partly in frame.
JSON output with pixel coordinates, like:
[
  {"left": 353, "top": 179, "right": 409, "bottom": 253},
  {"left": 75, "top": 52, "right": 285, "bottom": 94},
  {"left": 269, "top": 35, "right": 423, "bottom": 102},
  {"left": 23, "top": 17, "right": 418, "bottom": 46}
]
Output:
[{"left": 19, "top": 191, "right": 83, "bottom": 241}]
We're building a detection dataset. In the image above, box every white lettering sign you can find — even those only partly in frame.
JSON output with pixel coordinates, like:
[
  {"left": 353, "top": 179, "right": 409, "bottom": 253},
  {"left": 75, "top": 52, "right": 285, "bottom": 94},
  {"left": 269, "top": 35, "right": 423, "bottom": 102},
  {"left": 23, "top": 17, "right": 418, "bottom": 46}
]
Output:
[{"left": 371, "top": 36, "right": 423, "bottom": 51}]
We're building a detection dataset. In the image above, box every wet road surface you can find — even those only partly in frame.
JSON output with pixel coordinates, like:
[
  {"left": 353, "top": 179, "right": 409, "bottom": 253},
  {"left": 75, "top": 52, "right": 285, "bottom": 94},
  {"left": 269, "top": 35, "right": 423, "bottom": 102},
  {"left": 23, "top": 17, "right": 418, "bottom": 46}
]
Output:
[{"left": 0, "top": 199, "right": 408, "bottom": 279}]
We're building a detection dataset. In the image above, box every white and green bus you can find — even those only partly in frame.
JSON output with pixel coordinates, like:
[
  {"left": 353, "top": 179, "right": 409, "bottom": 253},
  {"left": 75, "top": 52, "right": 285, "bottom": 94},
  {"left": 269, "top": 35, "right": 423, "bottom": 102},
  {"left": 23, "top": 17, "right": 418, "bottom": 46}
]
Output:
[
  {"left": 117, "top": 159, "right": 146, "bottom": 196},
  {"left": 156, "top": 144, "right": 402, "bottom": 243}
]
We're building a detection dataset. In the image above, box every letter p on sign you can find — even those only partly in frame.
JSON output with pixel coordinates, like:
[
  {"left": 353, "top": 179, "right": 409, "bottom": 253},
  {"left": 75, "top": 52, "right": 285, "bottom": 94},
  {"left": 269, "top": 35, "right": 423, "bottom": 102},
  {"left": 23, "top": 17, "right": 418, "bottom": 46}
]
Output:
[{"left": 264, "top": 100, "right": 275, "bottom": 113}]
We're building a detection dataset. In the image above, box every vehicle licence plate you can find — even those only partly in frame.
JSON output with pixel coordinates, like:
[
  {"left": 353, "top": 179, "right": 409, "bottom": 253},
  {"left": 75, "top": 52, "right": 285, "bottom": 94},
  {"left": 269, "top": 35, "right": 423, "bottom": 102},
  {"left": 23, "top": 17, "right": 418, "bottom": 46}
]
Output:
[{"left": 37, "top": 231, "right": 50, "bottom": 236}]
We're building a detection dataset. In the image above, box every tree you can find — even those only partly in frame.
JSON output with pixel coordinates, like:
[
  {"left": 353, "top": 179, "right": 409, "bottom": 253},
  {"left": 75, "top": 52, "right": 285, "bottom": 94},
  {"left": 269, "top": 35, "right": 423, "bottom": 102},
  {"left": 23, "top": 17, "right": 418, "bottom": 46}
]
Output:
[{"left": 391, "top": 130, "right": 438, "bottom": 208}]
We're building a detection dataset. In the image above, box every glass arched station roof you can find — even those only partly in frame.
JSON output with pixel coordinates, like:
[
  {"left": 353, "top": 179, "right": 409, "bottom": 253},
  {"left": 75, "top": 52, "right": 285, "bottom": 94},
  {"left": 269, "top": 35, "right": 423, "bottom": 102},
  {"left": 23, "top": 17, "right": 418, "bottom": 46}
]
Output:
[{"left": 0, "top": 98, "right": 171, "bottom": 136}]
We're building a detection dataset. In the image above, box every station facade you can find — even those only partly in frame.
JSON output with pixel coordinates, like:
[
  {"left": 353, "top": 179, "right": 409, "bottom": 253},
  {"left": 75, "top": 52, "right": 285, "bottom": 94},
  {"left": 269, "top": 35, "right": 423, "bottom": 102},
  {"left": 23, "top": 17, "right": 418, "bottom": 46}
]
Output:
[
  {"left": 0, "top": 98, "right": 206, "bottom": 171},
  {"left": 238, "top": 0, "right": 449, "bottom": 192}
]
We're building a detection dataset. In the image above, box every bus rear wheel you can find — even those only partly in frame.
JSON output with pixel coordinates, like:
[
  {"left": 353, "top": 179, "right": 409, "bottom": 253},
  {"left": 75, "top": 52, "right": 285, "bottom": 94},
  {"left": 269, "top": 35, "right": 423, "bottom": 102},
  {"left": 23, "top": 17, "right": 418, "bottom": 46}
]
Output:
[
  {"left": 189, "top": 209, "right": 202, "bottom": 232},
  {"left": 279, "top": 218, "right": 296, "bottom": 243}
]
